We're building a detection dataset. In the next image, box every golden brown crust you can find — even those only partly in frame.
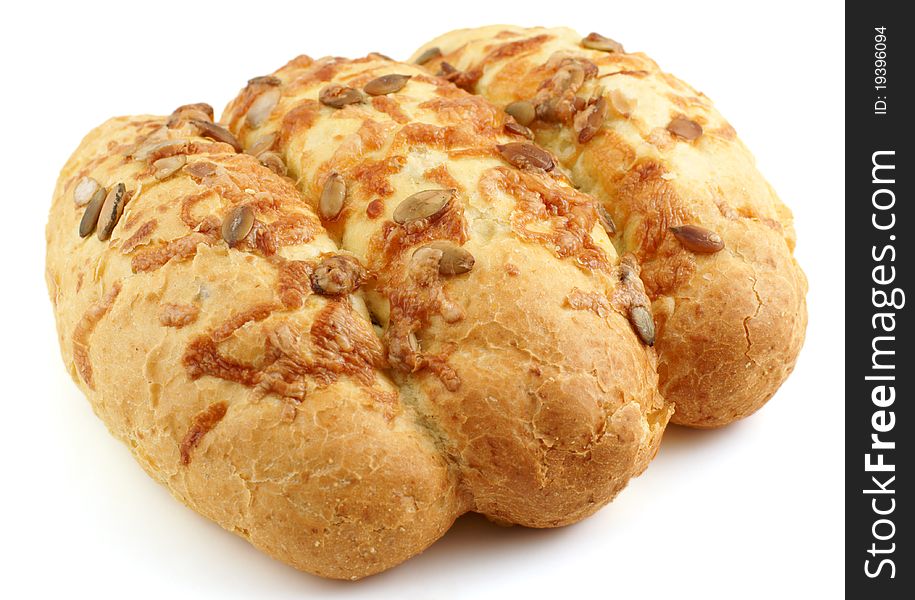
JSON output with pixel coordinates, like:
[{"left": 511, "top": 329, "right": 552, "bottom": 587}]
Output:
[
  {"left": 412, "top": 26, "right": 808, "bottom": 427},
  {"left": 47, "top": 46, "right": 678, "bottom": 582},
  {"left": 222, "top": 55, "right": 670, "bottom": 527},
  {"left": 46, "top": 113, "right": 462, "bottom": 580}
]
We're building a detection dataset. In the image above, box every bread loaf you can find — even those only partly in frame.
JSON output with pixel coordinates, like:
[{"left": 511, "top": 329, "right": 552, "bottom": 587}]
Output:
[
  {"left": 410, "top": 26, "right": 808, "bottom": 427},
  {"left": 46, "top": 54, "right": 670, "bottom": 579}
]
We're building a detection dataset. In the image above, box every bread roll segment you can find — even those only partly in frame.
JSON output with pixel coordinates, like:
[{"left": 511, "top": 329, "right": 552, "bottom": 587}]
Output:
[
  {"left": 223, "top": 55, "right": 670, "bottom": 527},
  {"left": 411, "top": 26, "right": 808, "bottom": 427},
  {"left": 46, "top": 110, "right": 463, "bottom": 579}
]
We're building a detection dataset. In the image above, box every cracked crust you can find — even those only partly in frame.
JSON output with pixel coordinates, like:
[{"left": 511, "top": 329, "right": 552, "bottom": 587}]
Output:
[
  {"left": 412, "top": 26, "right": 807, "bottom": 427},
  {"left": 46, "top": 114, "right": 462, "bottom": 579},
  {"left": 222, "top": 55, "right": 670, "bottom": 527}
]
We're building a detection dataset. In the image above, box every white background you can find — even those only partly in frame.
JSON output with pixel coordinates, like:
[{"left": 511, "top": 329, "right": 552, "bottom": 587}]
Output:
[{"left": 1, "top": 1, "right": 844, "bottom": 598}]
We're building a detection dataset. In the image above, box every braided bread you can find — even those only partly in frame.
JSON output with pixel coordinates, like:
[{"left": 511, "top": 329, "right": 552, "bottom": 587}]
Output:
[
  {"left": 47, "top": 54, "right": 670, "bottom": 579},
  {"left": 410, "top": 26, "right": 808, "bottom": 427}
]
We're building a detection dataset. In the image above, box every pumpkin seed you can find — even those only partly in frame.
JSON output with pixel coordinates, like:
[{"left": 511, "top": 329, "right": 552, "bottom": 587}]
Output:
[
  {"left": 596, "top": 204, "right": 616, "bottom": 235},
  {"left": 496, "top": 143, "right": 554, "bottom": 171},
  {"left": 319, "top": 172, "right": 346, "bottom": 220},
  {"left": 132, "top": 138, "right": 184, "bottom": 161},
  {"left": 96, "top": 183, "right": 127, "bottom": 241},
  {"left": 258, "top": 151, "right": 286, "bottom": 176},
  {"left": 247, "top": 132, "right": 276, "bottom": 157},
  {"left": 667, "top": 117, "right": 703, "bottom": 140},
  {"left": 168, "top": 103, "right": 215, "bottom": 128},
  {"left": 186, "top": 161, "right": 217, "bottom": 179},
  {"left": 364, "top": 74, "right": 411, "bottom": 96},
  {"left": 393, "top": 189, "right": 454, "bottom": 224},
  {"left": 415, "top": 46, "right": 442, "bottom": 65},
  {"left": 78, "top": 186, "right": 107, "bottom": 238},
  {"left": 248, "top": 75, "right": 281, "bottom": 86},
  {"left": 311, "top": 255, "right": 364, "bottom": 295},
  {"left": 246, "top": 88, "right": 281, "bottom": 128},
  {"left": 505, "top": 100, "right": 536, "bottom": 126},
  {"left": 577, "top": 96, "right": 607, "bottom": 143},
  {"left": 221, "top": 205, "right": 254, "bottom": 248},
  {"left": 629, "top": 305, "right": 655, "bottom": 346},
  {"left": 670, "top": 224, "right": 724, "bottom": 253},
  {"left": 581, "top": 32, "right": 624, "bottom": 53},
  {"left": 191, "top": 119, "right": 242, "bottom": 152},
  {"left": 421, "top": 241, "right": 475, "bottom": 275},
  {"left": 73, "top": 176, "right": 100, "bottom": 206},
  {"left": 153, "top": 155, "right": 187, "bottom": 180},
  {"left": 564, "top": 63, "right": 587, "bottom": 90},
  {"left": 319, "top": 84, "right": 364, "bottom": 108},
  {"left": 504, "top": 121, "right": 534, "bottom": 139}
]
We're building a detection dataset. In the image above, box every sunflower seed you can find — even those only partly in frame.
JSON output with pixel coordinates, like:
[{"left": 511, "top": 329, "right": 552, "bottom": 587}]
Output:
[
  {"left": 596, "top": 204, "right": 616, "bottom": 235},
  {"left": 78, "top": 186, "right": 107, "bottom": 238},
  {"left": 496, "top": 143, "right": 554, "bottom": 171},
  {"left": 248, "top": 75, "right": 281, "bottom": 86},
  {"left": 246, "top": 88, "right": 281, "bottom": 128},
  {"left": 191, "top": 119, "right": 242, "bottom": 152},
  {"left": 221, "top": 205, "right": 254, "bottom": 248},
  {"left": 247, "top": 132, "right": 276, "bottom": 157},
  {"left": 319, "top": 84, "right": 364, "bottom": 108},
  {"left": 667, "top": 117, "right": 703, "bottom": 141},
  {"left": 577, "top": 96, "right": 607, "bottom": 143},
  {"left": 582, "top": 32, "right": 624, "bottom": 53},
  {"left": 504, "top": 121, "right": 534, "bottom": 139},
  {"left": 415, "top": 46, "right": 442, "bottom": 65},
  {"left": 73, "top": 176, "right": 100, "bottom": 206},
  {"left": 319, "top": 172, "right": 346, "bottom": 220},
  {"left": 670, "top": 224, "right": 724, "bottom": 253},
  {"left": 505, "top": 100, "right": 536, "bottom": 126},
  {"left": 421, "top": 241, "right": 475, "bottom": 275},
  {"left": 629, "top": 305, "right": 655, "bottom": 346},
  {"left": 311, "top": 255, "right": 364, "bottom": 295},
  {"left": 258, "top": 151, "right": 286, "bottom": 176},
  {"left": 393, "top": 189, "right": 454, "bottom": 225},
  {"left": 96, "top": 183, "right": 127, "bottom": 241},
  {"left": 364, "top": 74, "right": 411, "bottom": 96},
  {"left": 153, "top": 155, "right": 187, "bottom": 180}
]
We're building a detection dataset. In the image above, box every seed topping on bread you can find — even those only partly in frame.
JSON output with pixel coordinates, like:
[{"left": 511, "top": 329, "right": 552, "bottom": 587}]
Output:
[
  {"left": 191, "top": 119, "right": 242, "bottom": 151},
  {"left": 504, "top": 100, "right": 536, "bottom": 126},
  {"left": 96, "top": 183, "right": 127, "bottom": 241},
  {"left": 414, "top": 46, "right": 442, "bottom": 65},
  {"left": 666, "top": 117, "right": 703, "bottom": 140},
  {"left": 152, "top": 155, "right": 187, "bottom": 180},
  {"left": 319, "top": 172, "right": 347, "bottom": 220},
  {"left": 78, "top": 185, "right": 107, "bottom": 237},
  {"left": 496, "top": 142, "right": 554, "bottom": 171},
  {"left": 319, "top": 84, "right": 364, "bottom": 108},
  {"left": 581, "top": 32, "right": 625, "bottom": 53},
  {"left": 393, "top": 189, "right": 454, "bottom": 224},
  {"left": 364, "top": 74, "right": 411, "bottom": 96},
  {"left": 221, "top": 205, "right": 255, "bottom": 247},
  {"left": 73, "top": 176, "right": 101, "bottom": 206},
  {"left": 670, "top": 224, "right": 725, "bottom": 253},
  {"left": 311, "top": 254, "right": 365, "bottom": 295}
]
